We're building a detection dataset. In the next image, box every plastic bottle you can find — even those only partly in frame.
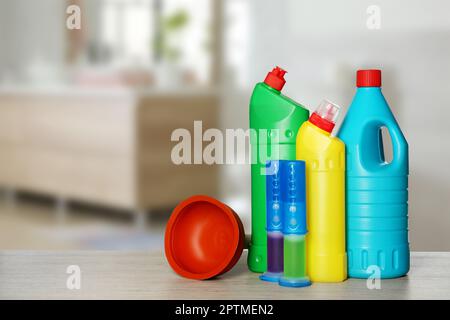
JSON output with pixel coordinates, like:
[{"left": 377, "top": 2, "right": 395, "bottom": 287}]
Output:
[
  {"left": 260, "top": 160, "right": 283, "bottom": 282},
  {"left": 296, "top": 100, "right": 347, "bottom": 282},
  {"left": 278, "top": 160, "right": 311, "bottom": 288},
  {"left": 338, "top": 69, "right": 409, "bottom": 279},
  {"left": 248, "top": 67, "right": 309, "bottom": 273}
]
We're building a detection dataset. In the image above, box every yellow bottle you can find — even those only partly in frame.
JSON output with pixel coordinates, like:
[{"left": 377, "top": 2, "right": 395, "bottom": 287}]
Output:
[{"left": 296, "top": 100, "right": 347, "bottom": 282}]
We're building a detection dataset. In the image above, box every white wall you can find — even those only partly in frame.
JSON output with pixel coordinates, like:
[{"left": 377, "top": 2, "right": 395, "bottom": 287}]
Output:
[
  {"left": 0, "top": 0, "right": 66, "bottom": 82},
  {"left": 222, "top": 0, "right": 450, "bottom": 251}
]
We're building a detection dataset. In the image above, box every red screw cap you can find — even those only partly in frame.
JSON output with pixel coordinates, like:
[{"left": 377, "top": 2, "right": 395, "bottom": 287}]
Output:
[
  {"left": 357, "top": 69, "right": 382, "bottom": 87},
  {"left": 309, "top": 100, "right": 341, "bottom": 133},
  {"left": 264, "top": 66, "right": 287, "bottom": 91}
]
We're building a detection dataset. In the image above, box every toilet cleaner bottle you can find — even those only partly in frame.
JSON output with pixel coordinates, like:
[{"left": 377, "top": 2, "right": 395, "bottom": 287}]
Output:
[
  {"left": 248, "top": 67, "right": 309, "bottom": 273},
  {"left": 260, "top": 160, "right": 284, "bottom": 282},
  {"left": 296, "top": 100, "right": 347, "bottom": 282},
  {"left": 278, "top": 160, "right": 311, "bottom": 288}
]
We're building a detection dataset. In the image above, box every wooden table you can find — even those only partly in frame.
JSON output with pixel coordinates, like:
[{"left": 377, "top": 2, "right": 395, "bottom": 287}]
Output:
[{"left": 0, "top": 251, "right": 449, "bottom": 299}]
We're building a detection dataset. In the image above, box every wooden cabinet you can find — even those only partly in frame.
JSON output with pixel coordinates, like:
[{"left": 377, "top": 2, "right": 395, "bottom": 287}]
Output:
[{"left": 0, "top": 88, "right": 219, "bottom": 213}]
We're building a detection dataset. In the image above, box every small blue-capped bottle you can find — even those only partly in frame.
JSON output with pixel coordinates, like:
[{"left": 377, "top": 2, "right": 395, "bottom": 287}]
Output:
[
  {"left": 260, "top": 160, "right": 284, "bottom": 282},
  {"left": 279, "top": 160, "right": 311, "bottom": 287}
]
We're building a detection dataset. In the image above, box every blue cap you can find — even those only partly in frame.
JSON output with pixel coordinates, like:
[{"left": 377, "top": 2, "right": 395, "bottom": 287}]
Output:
[
  {"left": 281, "top": 160, "right": 307, "bottom": 235},
  {"left": 265, "top": 161, "right": 282, "bottom": 232}
]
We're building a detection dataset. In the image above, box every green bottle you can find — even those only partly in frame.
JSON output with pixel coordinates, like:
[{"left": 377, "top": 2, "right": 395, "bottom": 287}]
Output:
[{"left": 248, "top": 67, "right": 309, "bottom": 273}]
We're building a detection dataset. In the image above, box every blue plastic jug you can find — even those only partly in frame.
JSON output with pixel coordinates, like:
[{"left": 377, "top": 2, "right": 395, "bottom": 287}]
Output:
[{"left": 338, "top": 69, "right": 409, "bottom": 279}]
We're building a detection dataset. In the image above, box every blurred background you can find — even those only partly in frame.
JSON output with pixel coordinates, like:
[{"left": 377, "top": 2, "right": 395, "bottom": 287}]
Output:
[{"left": 0, "top": 0, "right": 448, "bottom": 251}]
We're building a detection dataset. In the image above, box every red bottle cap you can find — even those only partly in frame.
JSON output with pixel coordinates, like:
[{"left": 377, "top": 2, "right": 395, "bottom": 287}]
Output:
[
  {"left": 165, "top": 195, "right": 245, "bottom": 280},
  {"left": 357, "top": 69, "right": 382, "bottom": 87},
  {"left": 309, "top": 100, "right": 341, "bottom": 133},
  {"left": 309, "top": 112, "right": 335, "bottom": 133},
  {"left": 264, "top": 66, "right": 287, "bottom": 91}
]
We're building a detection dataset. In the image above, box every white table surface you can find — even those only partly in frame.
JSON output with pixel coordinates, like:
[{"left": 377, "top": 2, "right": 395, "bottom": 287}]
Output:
[{"left": 0, "top": 251, "right": 448, "bottom": 299}]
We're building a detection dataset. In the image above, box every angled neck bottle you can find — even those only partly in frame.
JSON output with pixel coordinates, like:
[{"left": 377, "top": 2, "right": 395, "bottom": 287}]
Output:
[
  {"left": 296, "top": 100, "right": 347, "bottom": 282},
  {"left": 248, "top": 67, "right": 309, "bottom": 273}
]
